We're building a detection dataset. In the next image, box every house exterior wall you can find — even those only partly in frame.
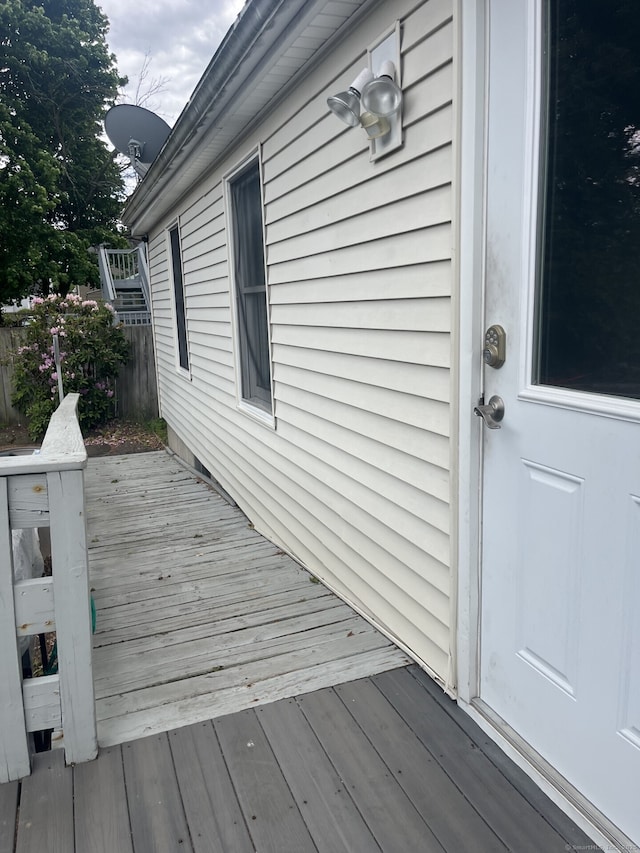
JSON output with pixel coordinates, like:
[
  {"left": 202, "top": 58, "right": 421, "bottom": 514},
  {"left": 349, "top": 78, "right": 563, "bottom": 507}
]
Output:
[{"left": 146, "top": 0, "right": 456, "bottom": 685}]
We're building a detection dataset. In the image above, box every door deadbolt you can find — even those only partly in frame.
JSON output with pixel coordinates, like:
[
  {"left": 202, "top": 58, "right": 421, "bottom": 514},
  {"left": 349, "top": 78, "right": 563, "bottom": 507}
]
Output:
[{"left": 483, "top": 324, "right": 506, "bottom": 369}]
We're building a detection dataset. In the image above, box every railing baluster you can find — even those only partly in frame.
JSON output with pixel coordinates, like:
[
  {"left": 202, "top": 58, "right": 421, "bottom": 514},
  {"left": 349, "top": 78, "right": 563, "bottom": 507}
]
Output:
[{"left": 0, "top": 479, "right": 31, "bottom": 783}]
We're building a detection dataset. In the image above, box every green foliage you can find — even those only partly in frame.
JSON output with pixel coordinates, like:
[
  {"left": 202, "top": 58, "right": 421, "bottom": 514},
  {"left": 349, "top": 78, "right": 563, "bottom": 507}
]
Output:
[
  {"left": 146, "top": 417, "right": 167, "bottom": 443},
  {"left": 0, "top": 0, "right": 128, "bottom": 304},
  {"left": 12, "top": 294, "right": 128, "bottom": 439}
]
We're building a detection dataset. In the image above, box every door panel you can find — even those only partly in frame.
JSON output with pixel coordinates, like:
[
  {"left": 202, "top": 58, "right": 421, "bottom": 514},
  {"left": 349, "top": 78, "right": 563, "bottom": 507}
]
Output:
[
  {"left": 516, "top": 459, "right": 584, "bottom": 697},
  {"left": 480, "top": 0, "right": 640, "bottom": 843}
]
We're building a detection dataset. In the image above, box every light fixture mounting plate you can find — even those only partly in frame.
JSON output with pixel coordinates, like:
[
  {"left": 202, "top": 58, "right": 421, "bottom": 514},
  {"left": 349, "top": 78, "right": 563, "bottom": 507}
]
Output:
[{"left": 367, "top": 22, "right": 402, "bottom": 161}]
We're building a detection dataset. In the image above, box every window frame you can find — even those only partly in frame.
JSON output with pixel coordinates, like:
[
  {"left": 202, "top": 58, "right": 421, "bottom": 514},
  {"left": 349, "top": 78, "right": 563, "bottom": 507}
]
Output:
[
  {"left": 167, "top": 219, "right": 190, "bottom": 377},
  {"left": 225, "top": 150, "right": 275, "bottom": 426}
]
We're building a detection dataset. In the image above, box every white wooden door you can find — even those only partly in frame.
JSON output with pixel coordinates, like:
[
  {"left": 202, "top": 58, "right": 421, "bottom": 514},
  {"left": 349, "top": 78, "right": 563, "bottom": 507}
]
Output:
[{"left": 479, "top": 1, "right": 640, "bottom": 844}]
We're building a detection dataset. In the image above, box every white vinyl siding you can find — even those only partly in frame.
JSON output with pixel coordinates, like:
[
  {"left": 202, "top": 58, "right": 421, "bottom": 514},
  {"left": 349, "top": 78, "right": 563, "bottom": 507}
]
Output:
[{"left": 146, "top": 0, "right": 456, "bottom": 683}]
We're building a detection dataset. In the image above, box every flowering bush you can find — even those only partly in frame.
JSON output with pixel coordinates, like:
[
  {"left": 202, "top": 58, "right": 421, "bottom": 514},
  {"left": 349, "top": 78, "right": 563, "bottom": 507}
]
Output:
[{"left": 12, "top": 294, "right": 129, "bottom": 440}]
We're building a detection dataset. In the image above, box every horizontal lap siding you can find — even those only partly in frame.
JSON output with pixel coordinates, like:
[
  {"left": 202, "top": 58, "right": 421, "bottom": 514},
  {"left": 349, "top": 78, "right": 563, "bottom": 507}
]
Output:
[{"left": 148, "top": 0, "right": 455, "bottom": 682}]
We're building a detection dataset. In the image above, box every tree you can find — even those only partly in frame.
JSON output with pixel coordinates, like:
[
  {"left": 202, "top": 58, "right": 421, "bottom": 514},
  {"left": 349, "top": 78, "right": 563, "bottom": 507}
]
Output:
[{"left": 0, "top": 0, "right": 127, "bottom": 304}]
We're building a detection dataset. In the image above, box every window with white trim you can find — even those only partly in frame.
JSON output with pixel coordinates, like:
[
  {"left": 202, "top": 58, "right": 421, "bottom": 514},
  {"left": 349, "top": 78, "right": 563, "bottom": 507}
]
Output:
[
  {"left": 169, "top": 224, "right": 189, "bottom": 371},
  {"left": 228, "top": 158, "right": 272, "bottom": 412}
]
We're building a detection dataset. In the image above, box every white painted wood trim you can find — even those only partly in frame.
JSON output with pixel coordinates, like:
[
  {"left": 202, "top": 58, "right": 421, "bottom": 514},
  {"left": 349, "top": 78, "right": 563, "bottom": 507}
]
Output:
[
  {"left": 0, "top": 393, "right": 86, "bottom": 475},
  {"left": 0, "top": 478, "right": 31, "bottom": 782},
  {"left": 23, "top": 675, "right": 62, "bottom": 732},
  {"left": 455, "top": 0, "right": 486, "bottom": 704},
  {"left": 14, "top": 577, "right": 55, "bottom": 636},
  {"left": 41, "top": 393, "right": 86, "bottom": 459},
  {"left": 48, "top": 467, "right": 97, "bottom": 764}
]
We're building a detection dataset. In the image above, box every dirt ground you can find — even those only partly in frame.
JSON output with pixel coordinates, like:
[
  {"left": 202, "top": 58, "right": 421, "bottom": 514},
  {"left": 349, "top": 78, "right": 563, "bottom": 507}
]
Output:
[{"left": 0, "top": 418, "right": 166, "bottom": 456}]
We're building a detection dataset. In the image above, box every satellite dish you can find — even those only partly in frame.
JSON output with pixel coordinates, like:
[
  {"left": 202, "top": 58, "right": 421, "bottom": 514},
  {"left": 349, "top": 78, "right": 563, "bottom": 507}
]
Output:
[{"left": 105, "top": 104, "right": 171, "bottom": 178}]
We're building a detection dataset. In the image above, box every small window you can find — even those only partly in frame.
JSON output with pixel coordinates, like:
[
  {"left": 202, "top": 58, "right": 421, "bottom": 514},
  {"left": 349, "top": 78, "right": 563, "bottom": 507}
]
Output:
[
  {"left": 169, "top": 224, "right": 189, "bottom": 371},
  {"left": 228, "top": 159, "right": 272, "bottom": 411}
]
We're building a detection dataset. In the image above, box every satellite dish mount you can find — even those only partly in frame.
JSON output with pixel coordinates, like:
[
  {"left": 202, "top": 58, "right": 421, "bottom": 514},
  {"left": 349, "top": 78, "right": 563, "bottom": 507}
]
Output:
[{"left": 105, "top": 105, "right": 171, "bottom": 179}]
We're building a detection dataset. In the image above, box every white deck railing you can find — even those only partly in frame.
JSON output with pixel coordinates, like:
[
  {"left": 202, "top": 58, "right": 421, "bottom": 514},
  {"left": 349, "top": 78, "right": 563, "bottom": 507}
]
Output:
[{"left": 0, "top": 394, "right": 97, "bottom": 782}]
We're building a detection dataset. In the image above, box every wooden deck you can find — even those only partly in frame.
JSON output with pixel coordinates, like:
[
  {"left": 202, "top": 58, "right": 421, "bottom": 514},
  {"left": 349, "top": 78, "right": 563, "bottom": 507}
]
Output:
[
  {"left": 1, "top": 666, "right": 593, "bottom": 852},
  {"left": 1, "top": 450, "right": 596, "bottom": 851},
  {"left": 85, "top": 451, "right": 410, "bottom": 746}
]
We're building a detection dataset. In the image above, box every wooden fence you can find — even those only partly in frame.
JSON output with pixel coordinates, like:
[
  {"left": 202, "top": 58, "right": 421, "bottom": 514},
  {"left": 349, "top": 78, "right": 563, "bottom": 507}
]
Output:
[
  {"left": 0, "top": 325, "right": 158, "bottom": 427},
  {"left": 0, "top": 394, "right": 97, "bottom": 781}
]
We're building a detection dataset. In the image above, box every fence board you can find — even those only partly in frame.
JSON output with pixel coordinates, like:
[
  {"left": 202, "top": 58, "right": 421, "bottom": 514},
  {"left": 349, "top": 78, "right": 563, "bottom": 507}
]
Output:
[{"left": 0, "top": 325, "right": 158, "bottom": 425}]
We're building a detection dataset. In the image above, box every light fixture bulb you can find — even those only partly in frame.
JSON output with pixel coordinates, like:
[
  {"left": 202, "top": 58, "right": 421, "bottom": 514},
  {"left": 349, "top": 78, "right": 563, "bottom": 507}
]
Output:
[
  {"left": 327, "top": 67, "right": 374, "bottom": 127},
  {"left": 361, "top": 60, "right": 402, "bottom": 119}
]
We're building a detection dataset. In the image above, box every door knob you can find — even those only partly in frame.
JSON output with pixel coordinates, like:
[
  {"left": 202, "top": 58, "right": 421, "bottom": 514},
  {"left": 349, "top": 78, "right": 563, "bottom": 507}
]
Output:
[{"left": 474, "top": 395, "right": 505, "bottom": 429}]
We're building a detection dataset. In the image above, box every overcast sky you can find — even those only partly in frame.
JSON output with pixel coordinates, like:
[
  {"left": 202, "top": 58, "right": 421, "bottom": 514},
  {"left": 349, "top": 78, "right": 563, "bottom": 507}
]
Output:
[{"left": 98, "top": 0, "right": 246, "bottom": 127}]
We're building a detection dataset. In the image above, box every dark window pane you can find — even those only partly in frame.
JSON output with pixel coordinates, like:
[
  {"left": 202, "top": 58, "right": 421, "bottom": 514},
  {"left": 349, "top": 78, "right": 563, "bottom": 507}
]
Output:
[
  {"left": 230, "top": 160, "right": 271, "bottom": 409},
  {"left": 170, "top": 226, "right": 189, "bottom": 371},
  {"left": 536, "top": 0, "right": 640, "bottom": 399}
]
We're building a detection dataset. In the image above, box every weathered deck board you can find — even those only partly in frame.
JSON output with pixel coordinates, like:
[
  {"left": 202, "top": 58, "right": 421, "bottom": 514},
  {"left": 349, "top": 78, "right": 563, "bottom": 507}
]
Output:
[
  {"left": 85, "top": 451, "right": 410, "bottom": 746},
  {"left": 0, "top": 782, "right": 18, "bottom": 853},
  {"left": 297, "top": 686, "right": 445, "bottom": 852},
  {"left": 122, "top": 735, "right": 193, "bottom": 853},
  {"left": 214, "top": 709, "right": 317, "bottom": 853},
  {"left": 15, "top": 752, "right": 73, "bottom": 853},
  {"left": 374, "top": 668, "right": 572, "bottom": 853},
  {"left": 257, "top": 698, "right": 381, "bottom": 853},
  {"left": 73, "top": 746, "right": 133, "bottom": 853},
  {"left": 169, "top": 723, "right": 255, "bottom": 853},
  {"left": 334, "top": 678, "right": 507, "bottom": 852},
  {"left": 2, "top": 668, "right": 595, "bottom": 853}
]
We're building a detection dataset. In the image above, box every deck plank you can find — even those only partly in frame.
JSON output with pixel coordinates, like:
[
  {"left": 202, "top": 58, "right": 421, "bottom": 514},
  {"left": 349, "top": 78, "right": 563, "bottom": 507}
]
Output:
[
  {"left": 4, "top": 665, "right": 596, "bottom": 853},
  {"left": 334, "top": 678, "right": 507, "bottom": 852},
  {"left": 15, "top": 752, "right": 73, "bottom": 853},
  {"left": 92, "top": 586, "right": 336, "bottom": 649},
  {"left": 374, "top": 668, "right": 574, "bottom": 853},
  {"left": 214, "top": 708, "right": 317, "bottom": 853},
  {"left": 87, "top": 451, "right": 408, "bottom": 747},
  {"left": 169, "top": 722, "right": 255, "bottom": 853},
  {"left": 97, "top": 642, "right": 406, "bottom": 746},
  {"left": 122, "top": 733, "right": 193, "bottom": 853},
  {"left": 94, "top": 614, "right": 377, "bottom": 696},
  {"left": 408, "top": 665, "right": 595, "bottom": 849},
  {"left": 74, "top": 745, "right": 133, "bottom": 853},
  {"left": 257, "top": 697, "right": 381, "bottom": 853},
  {"left": 0, "top": 781, "right": 18, "bottom": 853},
  {"left": 298, "top": 687, "right": 446, "bottom": 853}
]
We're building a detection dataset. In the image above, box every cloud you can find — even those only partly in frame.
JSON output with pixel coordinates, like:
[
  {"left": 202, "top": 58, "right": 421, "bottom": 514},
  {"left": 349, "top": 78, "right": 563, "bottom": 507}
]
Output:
[{"left": 98, "top": 0, "right": 245, "bottom": 125}]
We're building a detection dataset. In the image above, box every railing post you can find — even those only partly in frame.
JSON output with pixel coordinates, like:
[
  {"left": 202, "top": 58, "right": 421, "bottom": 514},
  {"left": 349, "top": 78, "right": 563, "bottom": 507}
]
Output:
[
  {"left": 48, "top": 467, "right": 97, "bottom": 764},
  {"left": 0, "top": 479, "right": 31, "bottom": 782}
]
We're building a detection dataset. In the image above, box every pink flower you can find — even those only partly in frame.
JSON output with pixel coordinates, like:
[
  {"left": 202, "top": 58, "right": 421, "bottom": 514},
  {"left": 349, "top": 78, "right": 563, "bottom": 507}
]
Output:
[{"left": 106, "top": 389, "right": 114, "bottom": 398}]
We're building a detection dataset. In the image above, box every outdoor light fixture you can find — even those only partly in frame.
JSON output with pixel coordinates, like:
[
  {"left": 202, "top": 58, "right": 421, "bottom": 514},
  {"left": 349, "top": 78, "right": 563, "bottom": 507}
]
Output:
[
  {"left": 327, "top": 60, "right": 402, "bottom": 145},
  {"left": 362, "top": 61, "right": 402, "bottom": 118},
  {"left": 327, "top": 68, "right": 374, "bottom": 127}
]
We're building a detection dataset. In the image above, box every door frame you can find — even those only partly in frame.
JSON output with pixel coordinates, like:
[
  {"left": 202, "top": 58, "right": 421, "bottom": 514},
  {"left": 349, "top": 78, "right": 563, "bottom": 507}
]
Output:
[{"left": 454, "top": 2, "right": 625, "bottom": 848}]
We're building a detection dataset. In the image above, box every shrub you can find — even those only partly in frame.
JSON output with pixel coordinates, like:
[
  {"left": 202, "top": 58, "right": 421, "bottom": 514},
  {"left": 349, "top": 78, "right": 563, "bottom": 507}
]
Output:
[{"left": 12, "top": 294, "right": 129, "bottom": 440}]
